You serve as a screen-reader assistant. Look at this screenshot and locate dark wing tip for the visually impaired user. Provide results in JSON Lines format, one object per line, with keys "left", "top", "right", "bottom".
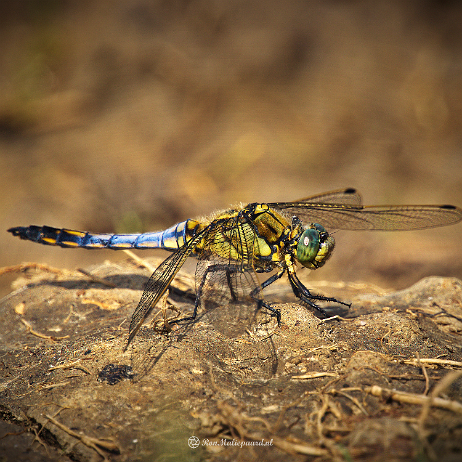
{"left": 344, "top": 187, "right": 357, "bottom": 194}
{"left": 440, "top": 204, "right": 462, "bottom": 223}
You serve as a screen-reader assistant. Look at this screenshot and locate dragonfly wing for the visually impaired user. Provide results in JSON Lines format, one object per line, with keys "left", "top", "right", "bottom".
{"left": 195, "top": 258, "right": 263, "bottom": 337}
{"left": 125, "top": 238, "right": 199, "bottom": 350}
{"left": 331, "top": 204, "right": 462, "bottom": 230}
{"left": 288, "top": 187, "right": 363, "bottom": 206}
{"left": 270, "top": 201, "right": 462, "bottom": 231}
{"left": 194, "top": 213, "right": 264, "bottom": 336}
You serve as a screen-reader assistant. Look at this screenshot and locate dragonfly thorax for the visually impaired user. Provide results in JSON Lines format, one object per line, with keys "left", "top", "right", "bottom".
{"left": 296, "top": 223, "right": 335, "bottom": 269}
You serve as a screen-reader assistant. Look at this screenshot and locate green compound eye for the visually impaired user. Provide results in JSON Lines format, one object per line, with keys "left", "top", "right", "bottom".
{"left": 296, "top": 228, "right": 320, "bottom": 266}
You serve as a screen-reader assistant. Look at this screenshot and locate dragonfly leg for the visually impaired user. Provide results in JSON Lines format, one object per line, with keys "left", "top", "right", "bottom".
{"left": 168, "top": 262, "right": 241, "bottom": 327}
{"left": 253, "top": 270, "right": 287, "bottom": 324}
{"left": 259, "top": 300, "right": 281, "bottom": 324}
{"left": 260, "top": 269, "right": 285, "bottom": 290}
{"left": 287, "top": 270, "right": 351, "bottom": 317}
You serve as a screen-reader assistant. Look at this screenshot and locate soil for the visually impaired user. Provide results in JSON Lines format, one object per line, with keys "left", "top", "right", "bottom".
{"left": 1, "top": 258, "right": 461, "bottom": 462}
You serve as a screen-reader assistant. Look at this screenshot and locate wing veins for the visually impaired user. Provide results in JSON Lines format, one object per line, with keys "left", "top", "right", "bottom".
{"left": 288, "top": 187, "right": 363, "bottom": 206}
{"left": 125, "top": 234, "right": 202, "bottom": 350}
{"left": 269, "top": 202, "right": 462, "bottom": 231}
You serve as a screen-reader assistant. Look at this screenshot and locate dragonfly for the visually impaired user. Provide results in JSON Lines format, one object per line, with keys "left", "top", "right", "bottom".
{"left": 8, "top": 188, "right": 462, "bottom": 350}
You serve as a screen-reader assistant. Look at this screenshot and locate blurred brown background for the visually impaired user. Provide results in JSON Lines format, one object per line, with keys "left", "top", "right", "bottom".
{"left": 1, "top": 0, "right": 461, "bottom": 297}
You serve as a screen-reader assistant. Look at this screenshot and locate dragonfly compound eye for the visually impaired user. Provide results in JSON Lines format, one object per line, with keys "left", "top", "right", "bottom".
{"left": 296, "top": 228, "right": 320, "bottom": 267}
{"left": 296, "top": 226, "right": 335, "bottom": 269}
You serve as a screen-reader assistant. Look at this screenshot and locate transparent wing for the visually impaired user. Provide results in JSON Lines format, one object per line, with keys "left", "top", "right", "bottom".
{"left": 270, "top": 189, "right": 462, "bottom": 231}
{"left": 194, "top": 213, "right": 264, "bottom": 336}
{"left": 125, "top": 236, "right": 200, "bottom": 350}
{"left": 195, "top": 259, "right": 263, "bottom": 336}
{"left": 291, "top": 187, "right": 363, "bottom": 206}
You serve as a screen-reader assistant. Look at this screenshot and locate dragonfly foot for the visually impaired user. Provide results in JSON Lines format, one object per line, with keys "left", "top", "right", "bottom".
{"left": 261, "top": 302, "right": 281, "bottom": 325}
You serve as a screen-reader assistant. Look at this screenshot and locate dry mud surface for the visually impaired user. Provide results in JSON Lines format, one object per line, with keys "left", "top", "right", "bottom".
{"left": 1, "top": 259, "right": 462, "bottom": 462}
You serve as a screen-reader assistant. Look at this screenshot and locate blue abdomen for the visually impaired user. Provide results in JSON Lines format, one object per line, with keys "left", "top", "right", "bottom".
{"left": 8, "top": 220, "right": 191, "bottom": 251}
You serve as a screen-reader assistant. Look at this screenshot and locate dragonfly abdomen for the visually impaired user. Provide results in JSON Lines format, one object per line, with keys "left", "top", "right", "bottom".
{"left": 8, "top": 220, "right": 197, "bottom": 250}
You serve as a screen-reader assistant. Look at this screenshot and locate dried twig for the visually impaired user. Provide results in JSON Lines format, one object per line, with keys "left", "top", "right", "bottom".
{"left": 49, "top": 359, "right": 91, "bottom": 375}
{"left": 77, "top": 269, "right": 117, "bottom": 288}
{"left": 0, "top": 263, "right": 63, "bottom": 275}
{"left": 415, "top": 353, "right": 430, "bottom": 395}
{"left": 365, "top": 385, "right": 462, "bottom": 414}
{"left": 81, "top": 298, "right": 118, "bottom": 311}
{"left": 318, "top": 315, "right": 351, "bottom": 324}
{"left": 122, "top": 249, "right": 156, "bottom": 272}
{"left": 148, "top": 292, "right": 182, "bottom": 332}
{"left": 403, "top": 358, "right": 462, "bottom": 369}
{"left": 291, "top": 372, "right": 339, "bottom": 380}
{"left": 418, "top": 370, "right": 462, "bottom": 431}
{"left": 45, "top": 414, "right": 120, "bottom": 461}
{"left": 216, "top": 401, "right": 328, "bottom": 457}
{"left": 39, "top": 381, "right": 70, "bottom": 390}
{"left": 328, "top": 389, "right": 369, "bottom": 415}
{"left": 21, "top": 319, "right": 69, "bottom": 341}
{"left": 271, "top": 436, "right": 328, "bottom": 456}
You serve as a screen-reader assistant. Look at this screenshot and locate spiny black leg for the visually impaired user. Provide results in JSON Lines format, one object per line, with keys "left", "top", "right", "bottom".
{"left": 248, "top": 270, "right": 286, "bottom": 324}
{"left": 288, "top": 270, "right": 351, "bottom": 317}
{"left": 260, "top": 269, "right": 285, "bottom": 290}
{"left": 260, "top": 300, "right": 281, "bottom": 324}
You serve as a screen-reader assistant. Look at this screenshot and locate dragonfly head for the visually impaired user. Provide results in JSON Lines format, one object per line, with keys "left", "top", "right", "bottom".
{"left": 296, "top": 224, "right": 335, "bottom": 269}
